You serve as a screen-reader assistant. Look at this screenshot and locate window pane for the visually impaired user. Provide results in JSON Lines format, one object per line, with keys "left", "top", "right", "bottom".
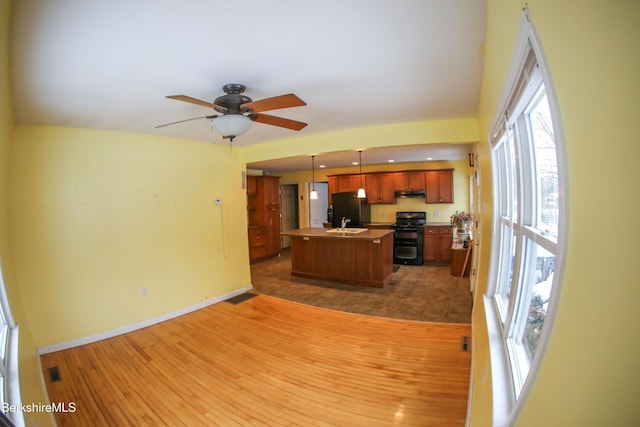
{"left": 508, "top": 127, "right": 518, "bottom": 223}
{"left": 528, "top": 91, "right": 559, "bottom": 238}
{"left": 521, "top": 240, "right": 555, "bottom": 362}
{"left": 495, "top": 225, "right": 517, "bottom": 321}
{"left": 0, "top": 308, "right": 7, "bottom": 365}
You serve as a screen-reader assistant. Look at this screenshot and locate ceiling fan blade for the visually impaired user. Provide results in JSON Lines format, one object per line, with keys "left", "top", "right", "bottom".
{"left": 166, "top": 95, "right": 227, "bottom": 112}
{"left": 155, "top": 115, "right": 217, "bottom": 128}
{"left": 241, "top": 94, "right": 306, "bottom": 113}
{"left": 250, "top": 113, "right": 308, "bottom": 131}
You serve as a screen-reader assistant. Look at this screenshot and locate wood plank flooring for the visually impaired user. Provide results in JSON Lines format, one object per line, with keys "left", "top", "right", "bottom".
{"left": 41, "top": 295, "right": 471, "bottom": 426}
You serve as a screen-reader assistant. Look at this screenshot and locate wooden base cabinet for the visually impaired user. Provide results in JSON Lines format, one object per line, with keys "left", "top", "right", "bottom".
{"left": 248, "top": 226, "right": 267, "bottom": 261}
{"left": 423, "top": 226, "right": 453, "bottom": 263}
{"left": 247, "top": 176, "right": 281, "bottom": 261}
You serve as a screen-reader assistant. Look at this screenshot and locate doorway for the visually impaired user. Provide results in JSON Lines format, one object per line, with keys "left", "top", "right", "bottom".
{"left": 280, "top": 184, "right": 299, "bottom": 249}
{"left": 308, "top": 182, "right": 329, "bottom": 228}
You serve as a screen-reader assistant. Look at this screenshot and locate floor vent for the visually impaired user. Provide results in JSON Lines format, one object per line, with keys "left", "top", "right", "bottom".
{"left": 48, "top": 366, "right": 62, "bottom": 383}
{"left": 461, "top": 336, "right": 470, "bottom": 352}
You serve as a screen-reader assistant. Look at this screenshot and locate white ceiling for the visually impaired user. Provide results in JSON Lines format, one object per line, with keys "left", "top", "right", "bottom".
{"left": 10, "top": 0, "right": 486, "bottom": 172}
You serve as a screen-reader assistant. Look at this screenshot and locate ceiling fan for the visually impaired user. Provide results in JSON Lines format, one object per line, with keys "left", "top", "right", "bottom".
{"left": 156, "top": 84, "right": 307, "bottom": 142}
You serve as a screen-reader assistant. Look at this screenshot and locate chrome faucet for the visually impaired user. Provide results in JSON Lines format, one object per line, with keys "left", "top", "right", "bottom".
{"left": 340, "top": 217, "right": 351, "bottom": 230}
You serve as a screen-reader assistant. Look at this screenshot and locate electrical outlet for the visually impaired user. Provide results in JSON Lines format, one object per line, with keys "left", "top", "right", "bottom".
{"left": 141, "top": 288, "right": 147, "bottom": 297}
{"left": 215, "top": 198, "right": 222, "bottom": 206}
{"left": 434, "top": 211, "right": 440, "bottom": 218}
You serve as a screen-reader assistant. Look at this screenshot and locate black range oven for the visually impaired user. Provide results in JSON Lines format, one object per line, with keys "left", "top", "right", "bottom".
{"left": 391, "top": 212, "right": 426, "bottom": 265}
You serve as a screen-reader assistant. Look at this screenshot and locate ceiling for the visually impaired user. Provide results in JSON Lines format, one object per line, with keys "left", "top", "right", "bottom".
{"left": 249, "top": 144, "right": 473, "bottom": 174}
{"left": 10, "top": 0, "right": 486, "bottom": 173}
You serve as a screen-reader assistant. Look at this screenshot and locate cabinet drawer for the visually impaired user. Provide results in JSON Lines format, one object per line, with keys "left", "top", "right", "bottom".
{"left": 249, "top": 227, "right": 267, "bottom": 247}
{"left": 424, "top": 226, "right": 453, "bottom": 236}
{"left": 250, "top": 246, "right": 267, "bottom": 260}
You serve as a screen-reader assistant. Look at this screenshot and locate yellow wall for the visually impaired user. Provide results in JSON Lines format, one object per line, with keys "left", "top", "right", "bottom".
{"left": 471, "top": 0, "right": 640, "bottom": 425}
{"left": 1, "top": 2, "right": 52, "bottom": 426}
{"left": 10, "top": 126, "right": 252, "bottom": 347}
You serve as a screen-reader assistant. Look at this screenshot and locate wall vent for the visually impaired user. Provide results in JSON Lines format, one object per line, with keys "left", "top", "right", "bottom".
{"left": 48, "top": 366, "right": 61, "bottom": 383}
{"left": 461, "top": 336, "right": 470, "bottom": 352}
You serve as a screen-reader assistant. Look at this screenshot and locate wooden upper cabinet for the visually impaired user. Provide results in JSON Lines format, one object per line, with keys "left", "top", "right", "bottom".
{"left": 425, "top": 170, "right": 454, "bottom": 204}
{"left": 394, "top": 171, "right": 425, "bottom": 190}
{"left": 246, "top": 175, "right": 257, "bottom": 195}
{"left": 328, "top": 168, "right": 452, "bottom": 205}
{"left": 364, "top": 173, "right": 395, "bottom": 204}
{"left": 262, "top": 176, "right": 281, "bottom": 205}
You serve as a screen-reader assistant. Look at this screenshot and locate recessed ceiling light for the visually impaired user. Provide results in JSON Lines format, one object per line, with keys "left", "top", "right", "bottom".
{"left": 426, "top": 157, "right": 433, "bottom": 161}
{"left": 319, "top": 164, "right": 325, "bottom": 168}
{"left": 352, "top": 161, "right": 358, "bottom": 165}
{"left": 388, "top": 159, "right": 395, "bottom": 163}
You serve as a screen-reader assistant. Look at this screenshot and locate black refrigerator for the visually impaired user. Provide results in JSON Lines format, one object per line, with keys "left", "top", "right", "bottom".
{"left": 330, "top": 192, "right": 371, "bottom": 228}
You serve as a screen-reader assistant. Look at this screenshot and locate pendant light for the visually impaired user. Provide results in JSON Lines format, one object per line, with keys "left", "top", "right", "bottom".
{"left": 356, "top": 150, "right": 367, "bottom": 199}
{"left": 310, "top": 155, "right": 318, "bottom": 200}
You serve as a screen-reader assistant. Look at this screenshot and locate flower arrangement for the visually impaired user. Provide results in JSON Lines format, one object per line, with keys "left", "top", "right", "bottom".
{"left": 450, "top": 210, "right": 474, "bottom": 229}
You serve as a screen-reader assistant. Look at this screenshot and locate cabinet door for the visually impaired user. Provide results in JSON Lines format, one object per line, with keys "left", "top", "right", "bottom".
{"left": 337, "top": 175, "right": 355, "bottom": 192}
{"left": 378, "top": 173, "right": 396, "bottom": 203}
{"left": 407, "top": 172, "right": 425, "bottom": 190}
{"left": 423, "top": 227, "right": 439, "bottom": 262}
{"left": 328, "top": 176, "right": 338, "bottom": 200}
{"left": 393, "top": 172, "right": 408, "bottom": 190}
{"left": 364, "top": 174, "right": 381, "bottom": 204}
{"left": 266, "top": 206, "right": 281, "bottom": 256}
{"left": 246, "top": 175, "right": 257, "bottom": 195}
{"left": 425, "top": 170, "right": 454, "bottom": 204}
{"left": 425, "top": 171, "right": 440, "bottom": 203}
{"left": 264, "top": 176, "right": 281, "bottom": 205}
{"left": 437, "top": 170, "right": 453, "bottom": 203}
{"left": 438, "top": 227, "right": 453, "bottom": 262}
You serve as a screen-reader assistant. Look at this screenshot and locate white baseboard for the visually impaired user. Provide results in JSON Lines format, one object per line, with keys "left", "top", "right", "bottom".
{"left": 38, "top": 285, "right": 253, "bottom": 355}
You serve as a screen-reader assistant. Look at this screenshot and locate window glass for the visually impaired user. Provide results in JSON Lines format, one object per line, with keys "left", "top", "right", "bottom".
{"left": 528, "top": 91, "right": 559, "bottom": 238}
{"left": 495, "top": 224, "right": 516, "bottom": 321}
{"left": 508, "top": 127, "right": 518, "bottom": 223}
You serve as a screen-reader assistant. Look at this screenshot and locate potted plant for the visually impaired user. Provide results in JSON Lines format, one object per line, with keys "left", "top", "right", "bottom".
{"left": 450, "top": 210, "right": 474, "bottom": 240}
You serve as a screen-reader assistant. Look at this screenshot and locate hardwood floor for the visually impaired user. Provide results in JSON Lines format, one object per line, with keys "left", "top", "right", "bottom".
{"left": 41, "top": 295, "right": 471, "bottom": 426}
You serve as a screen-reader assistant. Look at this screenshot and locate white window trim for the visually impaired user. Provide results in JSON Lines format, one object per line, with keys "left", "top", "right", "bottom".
{"left": 485, "top": 8, "right": 569, "bottom": 425}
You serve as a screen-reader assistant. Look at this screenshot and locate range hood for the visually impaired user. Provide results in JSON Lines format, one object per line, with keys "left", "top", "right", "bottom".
{"left": 394, "top": 189, "right": 426, "bottom": 199}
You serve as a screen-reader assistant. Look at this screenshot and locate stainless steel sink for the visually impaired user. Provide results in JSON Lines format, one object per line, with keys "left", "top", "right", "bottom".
{"left": 326, "top": 228, "right": 368, "bottom": 234}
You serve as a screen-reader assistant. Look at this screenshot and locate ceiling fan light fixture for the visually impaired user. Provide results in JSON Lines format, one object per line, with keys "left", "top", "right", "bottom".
{"left": 211, "top": 114, "right": 252, "bottom": 138}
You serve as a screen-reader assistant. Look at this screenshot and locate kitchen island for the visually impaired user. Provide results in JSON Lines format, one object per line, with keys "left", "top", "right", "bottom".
{"left": 280, "top": 228, "right": 395, "bottom": 288}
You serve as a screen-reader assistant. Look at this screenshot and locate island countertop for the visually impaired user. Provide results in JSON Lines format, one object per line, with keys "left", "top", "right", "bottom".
{"left": 281, "top": 227, "right": 394, "bottom": 240}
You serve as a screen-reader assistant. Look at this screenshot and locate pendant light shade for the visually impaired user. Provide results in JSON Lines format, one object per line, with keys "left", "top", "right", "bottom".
{"left": 310, "top": 155, "right": 318, "bottom": 200}
{"left": 356, "top": 150, "right": 367, "bottom": 199}
{"left": 211, "top": 114, "right": 252, "bottom": 139}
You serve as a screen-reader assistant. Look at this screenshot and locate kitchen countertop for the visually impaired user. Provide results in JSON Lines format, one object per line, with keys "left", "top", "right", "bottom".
{"left": 281, "top": 228, "right": 394, "bottom": 240}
